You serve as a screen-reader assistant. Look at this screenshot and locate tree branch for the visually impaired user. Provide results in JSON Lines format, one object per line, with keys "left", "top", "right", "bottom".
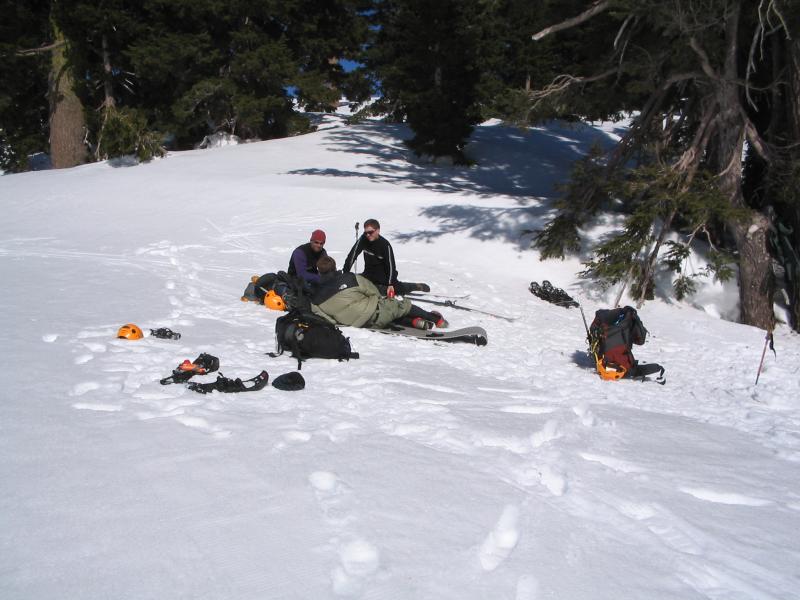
{"left": 16, "top": 41, "right": 65, "bottom": 56}
{"left": 532, "top": 0, "right": 611, "bottom": 41}
{"left": 528, "top": 68, "right": 618, "bottom": 105}
{"left": 688, "top": 37, "right": 719, "bottom": 80}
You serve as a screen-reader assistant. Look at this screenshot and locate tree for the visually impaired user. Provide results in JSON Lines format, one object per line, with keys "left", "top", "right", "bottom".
{"left": 0, "top": 1, "right": 51, "bottom": 172}
{"left": 364, "top": 0, "right": 490, "bottom": 163}
{"left": 2, "top": 0, "right": 87, "bottom": 170}
{"left": 529, "top": 0, "right": 797, "bottom": 330}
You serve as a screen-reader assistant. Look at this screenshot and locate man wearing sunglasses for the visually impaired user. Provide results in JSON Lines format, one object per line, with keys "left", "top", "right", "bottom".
{"left": 288, "top": 229, "right": 328, "bottom": 285}
{"left": 342, "top": 218, "right": 430, "bottom": 298}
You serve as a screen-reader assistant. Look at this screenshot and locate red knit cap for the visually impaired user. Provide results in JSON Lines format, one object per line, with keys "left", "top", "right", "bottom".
{"left": 310, "top": 229, "right": 326, "bottom": 243}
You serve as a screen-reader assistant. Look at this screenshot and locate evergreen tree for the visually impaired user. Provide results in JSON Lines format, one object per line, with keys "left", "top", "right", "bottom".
{"left": 527, "top": 0, "right": 797, "bottom": 330}
{"left": 0, "top": 1, "right": 51, "bottom": 172}
{"left": 366, "top": 0, "right": 490, "bottom": 163}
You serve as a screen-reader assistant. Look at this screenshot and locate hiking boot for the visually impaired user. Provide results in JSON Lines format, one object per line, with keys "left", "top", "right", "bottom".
{"left": 410, "top": 317, "right": 433, "bottom": 330}
{"left": 430, "top": 311, "right": 448, "bottom": 329}
{"left": 416, "top": 283, "right": 431, "bottom": 292}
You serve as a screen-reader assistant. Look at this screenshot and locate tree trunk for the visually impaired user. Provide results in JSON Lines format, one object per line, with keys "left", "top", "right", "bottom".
{"left": 48, "top": 19, "right": 86, "bottom": 168}
{"left": 636, "top": 209, "right": 676, "bottom": 308}
{"left": 714, "top": 1, "right": 773, "bottom": 330}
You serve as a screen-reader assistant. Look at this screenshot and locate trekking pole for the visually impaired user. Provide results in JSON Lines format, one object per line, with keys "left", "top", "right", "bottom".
{"left": 754, "top": 326, "right": 775, "bottom": 385}
{"left": 354, "top": 222, "right": 360, "bottom": 273}
{"left": 579, "top": 304, "right": 590, "bottom": 341}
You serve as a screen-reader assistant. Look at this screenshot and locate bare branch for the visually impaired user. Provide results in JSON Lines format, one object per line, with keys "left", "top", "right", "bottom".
{"left": 528, "top": 68, "right": 618, "bottom": 105}
{"left": 16, "top": 41, "right": 65, "bottom": 56}
{"left": 688, "top": 37, "right": 719, "bottom": 80}
{"left": 532, "top": 0, "right": 611, "bottom": 41}
{"left": 613, "top": 14, "right": 635, "bottom": 49}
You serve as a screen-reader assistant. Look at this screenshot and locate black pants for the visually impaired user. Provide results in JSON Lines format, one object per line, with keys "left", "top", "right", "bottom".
{"left": 394, "top": 304, "right": 441, "bottom": 326}
{"left": 373, "top": 281, "right": 426, "bottom": 296}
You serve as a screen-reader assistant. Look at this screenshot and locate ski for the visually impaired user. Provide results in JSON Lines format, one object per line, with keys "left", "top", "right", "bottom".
{"left": 406, "top": 291, "right": 471, "bottom": 300}
{"left": 366, "top": 324, "right": 488, "bottom": 346}
{"left": 407, "top": 297, "right": 516, "bottom": 322}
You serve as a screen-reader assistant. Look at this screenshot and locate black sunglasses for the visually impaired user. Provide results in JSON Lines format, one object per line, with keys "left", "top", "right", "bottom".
{"left": 364, "top": 229, "right": 377, "bottom": 235}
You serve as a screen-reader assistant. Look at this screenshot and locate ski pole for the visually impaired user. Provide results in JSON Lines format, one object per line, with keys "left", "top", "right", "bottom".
{"left": 754, "top": 327, "right": 775, "bottom": 385}
{"left": 579, "top": 304, "right": 590, "bottom": 340}
{"left": 354, "top": 222, "right": 360, "bottom": 273}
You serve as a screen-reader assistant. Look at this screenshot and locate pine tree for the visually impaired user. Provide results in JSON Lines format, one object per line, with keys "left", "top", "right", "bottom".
{"left": 366, "top": 0, "right": 489, "bottom": 163}
{"left": 0, "top": 1, "right": 51, "bottom": 171}
{"left": 527, "top": 0, "right": 797, "bottom": 330}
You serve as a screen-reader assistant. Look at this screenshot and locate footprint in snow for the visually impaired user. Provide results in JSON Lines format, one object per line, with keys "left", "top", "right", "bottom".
{"left": 572, "top": 403, "right": 597, "bottom": 427}
{"left": 500, "top": 405, "right": 557, "bottom": 415}
{"left": 309, "top": 471, "right": 354, "bottom": 526}
{"left": 283, "top": 430, "right": 312, "bottom": 443}
{"left": 331, "top": 539, "right": 381, "bottom": 597}
{"left": 83, "top": 342, "right": 107, "bottom": 353}
{"left": 530, "top": 419, "right": 562, "bottom": 448}
{"left": 678, "top": 486, "right": 772, "bottom": 507}
{"left": 70, "top": 381, "right": 101, "bottom": 396}
{"left": 42, "top": 333, "right": 58, "bottom": 343}
{"left": 479, "top": 504, "right": 521, "bottom": 571}
{"left": 74, "top": 354, "right": 93, "bottom": 364}
{"left": 165, "top": 280, "right": 175, "bottom": 290}
{"left": 515, "top": 574, "right": 540, "bottom": 600}
{"left": 579, "top": 452, "right": 645, "bottom": 474}
{"left": 173, "top": 414, "right": 231, "bottom": 439}
{"left": 72, "top": 402, "right": 122, "bottom": 412}
{"left": 637, "top": 504, "right": 707, "bottom": 555}
{"left": 514, "top": 463, "right": 568, "bottom": 496}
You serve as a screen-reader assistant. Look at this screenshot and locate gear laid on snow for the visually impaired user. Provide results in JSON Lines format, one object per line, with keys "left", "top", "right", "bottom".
{"left": 529, "top": 280, "right": 579, "bottom": 308}
{"left": 271, "top": 371, "right": 305, "bottom": 391}
{"left": 160, "top": 353, "right": 220, "bottom": 385}
{"left": 410, "top": 296, "right": 515, "bottom": 322}
{"left": 367, "top": 323, "right": 488, "bottom": 346}
{"left": 149, "top": 327, "right": 181, "bottom": 340}
{"left": 264, "top": 289, "right": 286, "bottom": 311}
{"left": 584, "top": 306, "right": 665, "bottom": 384}
{"left": 188, "top": 370, "right": 270, "bottom": 394}
{"left": 117, "top": 323, "right": 144, "bottom": 340}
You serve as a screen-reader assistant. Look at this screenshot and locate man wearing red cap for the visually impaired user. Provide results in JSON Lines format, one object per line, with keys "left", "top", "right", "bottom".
{"left": 288, "top": 229, "right": 328, "bottom": 284}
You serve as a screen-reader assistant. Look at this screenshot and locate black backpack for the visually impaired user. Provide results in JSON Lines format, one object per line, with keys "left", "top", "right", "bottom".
{"left": 252, "top": 271, "right": 312, "bottom": 312}
{"left": 274, "top": 310, "right": 359, "bottom": 368}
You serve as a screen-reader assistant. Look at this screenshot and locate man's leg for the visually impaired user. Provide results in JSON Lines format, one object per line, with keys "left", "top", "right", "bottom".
{"left": 395, "top": 304, "right": 448, "bottom": 328}
{"left": 395, "top": 281, "right": 430, "bottom": 295}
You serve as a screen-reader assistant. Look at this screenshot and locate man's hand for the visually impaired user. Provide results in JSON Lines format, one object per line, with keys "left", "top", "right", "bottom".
{"left": 387, "top": 285, "right": 395, "bottom": 299}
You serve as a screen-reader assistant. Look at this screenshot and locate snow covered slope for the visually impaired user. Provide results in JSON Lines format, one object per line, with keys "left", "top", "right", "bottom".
{"left": 1, "top": 115, "right": 798, "bottom": 599}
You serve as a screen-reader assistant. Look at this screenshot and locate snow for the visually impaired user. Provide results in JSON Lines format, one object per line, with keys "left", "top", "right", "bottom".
{"left": 2, "top": 114, "right": 799, "bottom": 600}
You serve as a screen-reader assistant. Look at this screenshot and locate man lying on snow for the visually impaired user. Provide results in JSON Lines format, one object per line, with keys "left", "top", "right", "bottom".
{"left": 311, "top": 256, "right": 448, "bottom": 330}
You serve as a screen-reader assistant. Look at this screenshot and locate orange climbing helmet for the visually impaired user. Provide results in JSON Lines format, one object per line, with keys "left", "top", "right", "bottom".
{"left": 264, "top": 290, "right": 287, "bottom": 311}
{"left": 117, "top": 323, "right": 144, "bottom": 340}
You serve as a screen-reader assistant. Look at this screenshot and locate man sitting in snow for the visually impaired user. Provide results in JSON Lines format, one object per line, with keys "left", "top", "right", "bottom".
{"left": 311, "top": 256, "right": 448, "bottom": 330}
{"left": 288, "top": 229, "right": 328, "bottom": 285}
{"left": 342, "top": 218, "right": 430, "bottom": 297}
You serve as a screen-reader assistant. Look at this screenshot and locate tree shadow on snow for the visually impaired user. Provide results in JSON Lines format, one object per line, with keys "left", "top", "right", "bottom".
{"left": 287, "top": 120, "right": 621, "bottom": 249}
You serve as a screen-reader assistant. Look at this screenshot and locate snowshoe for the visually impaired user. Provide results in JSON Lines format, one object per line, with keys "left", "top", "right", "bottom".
{"left": 188, "top": 370, "right": 270, "bottom": 394}
{"left": 160, "top": 353, "right": 220, "bottom": 385}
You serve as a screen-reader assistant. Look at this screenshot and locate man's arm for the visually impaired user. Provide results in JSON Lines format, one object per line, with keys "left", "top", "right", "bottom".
{"left": 383, "top": 239, "right": 398, "bottom": 284}
{"left": 342, "top": 237, "right": 363, "bottom": 273}
{"left": 291, "top": 248, "right": 320, "bottom": 283}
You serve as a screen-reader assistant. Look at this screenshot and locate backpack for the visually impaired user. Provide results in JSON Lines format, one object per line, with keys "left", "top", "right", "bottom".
{"left": 274, "top": 310, "right": 359, "bottom": 369}
{"left": 252, "top": 271, "right": 312, "bottom": 312}
{"left": 589, "top": 306, "right": 647, "bottom": 378}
